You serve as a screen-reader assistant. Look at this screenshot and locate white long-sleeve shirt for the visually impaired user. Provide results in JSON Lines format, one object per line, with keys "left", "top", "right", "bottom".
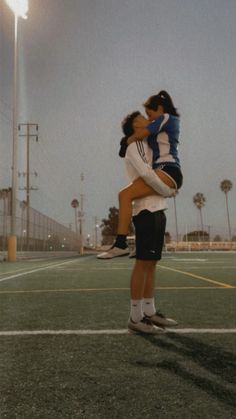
{"left": 124, "top": 139, "right": 169, "bottom": 216}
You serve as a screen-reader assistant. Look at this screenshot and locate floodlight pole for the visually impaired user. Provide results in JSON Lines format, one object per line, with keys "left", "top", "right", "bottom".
{"left": 5, "top": 0, "right": 29, "bottom": 261}
{"left": 8, "top": 13, "right": 19, "bottom": 261}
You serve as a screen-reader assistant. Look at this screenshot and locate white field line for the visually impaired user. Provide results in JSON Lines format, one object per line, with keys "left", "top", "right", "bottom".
{"left": 171, "top": 258, "right": 207, "bottom": 262}
{"left": 0, "top": 259, "right": 81, "bottom": 283}
{"left": 180, "top": 266, "right": 236, "bottom": 270}
{"left": 0, "top": 328, "right": 236, "bottom": 336}
{"left": 55, "top": 267, "right": 132, "bottom": 271}
{"left": 178, "top": 259, "right": 234, "bottom": 266}
{"left": 0, "top": 266, "right": 38, "bottom": 277}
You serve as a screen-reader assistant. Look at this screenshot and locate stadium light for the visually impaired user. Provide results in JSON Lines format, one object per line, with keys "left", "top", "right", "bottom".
{"left": 4, "top": 0, "right": 28, "bottom": 18}
{"left": 5, "top": 0, "right": 29, "bottom": 261}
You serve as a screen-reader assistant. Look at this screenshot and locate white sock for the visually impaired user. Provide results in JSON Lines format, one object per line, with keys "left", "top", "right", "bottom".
{"left": 130, "top": 299, "right": 143, "bottom": 323}
{"left": 143, "top": 298, "right": 156, "bottom": 317}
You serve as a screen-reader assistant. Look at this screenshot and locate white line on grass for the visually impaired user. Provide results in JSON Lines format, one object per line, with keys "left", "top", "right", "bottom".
{"left": 55, "top": 267, "right": 132, "bottom": 271}
{"left": 171, "top": 259, "right": 207, "bottom": 262}
{"left": 0, "top": 328, "right": 236, "bottom": 336}
{"left": 0, "top": 259, "right": 82, "bottom": 283}
{"left": 180, "top": 266, "right": 236, "bottom": 270}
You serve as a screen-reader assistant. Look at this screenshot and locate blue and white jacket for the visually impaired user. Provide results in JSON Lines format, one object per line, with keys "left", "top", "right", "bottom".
{"left": 147, "top": 113, "right": 181, "bottom": 169}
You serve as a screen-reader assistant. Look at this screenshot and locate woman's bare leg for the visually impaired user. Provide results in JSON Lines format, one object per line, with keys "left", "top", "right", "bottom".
{"left": 118, "top": 169, "right": 175, "bottom": 235}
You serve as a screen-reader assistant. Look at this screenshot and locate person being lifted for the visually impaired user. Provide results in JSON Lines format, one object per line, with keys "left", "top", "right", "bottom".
{"left": 98, "top": 90, "right": 183, "bottom": 259}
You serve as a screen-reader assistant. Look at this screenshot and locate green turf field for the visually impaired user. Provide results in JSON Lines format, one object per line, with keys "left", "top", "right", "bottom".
{"left": 0, "top": 252, "right": 235, "bottom": 418}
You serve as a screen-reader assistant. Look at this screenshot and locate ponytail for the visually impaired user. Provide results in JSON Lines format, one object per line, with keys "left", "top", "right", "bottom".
{"left": 144, "top": 90, "right": 180, "bottom": 117}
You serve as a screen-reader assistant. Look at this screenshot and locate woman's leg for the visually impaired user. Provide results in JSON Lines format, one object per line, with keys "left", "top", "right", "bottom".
{"left": 155, "top": 169, "right": 177, "bottom": 189}
{"left": 117, "top": 169, "right": 175, "bottom": 235}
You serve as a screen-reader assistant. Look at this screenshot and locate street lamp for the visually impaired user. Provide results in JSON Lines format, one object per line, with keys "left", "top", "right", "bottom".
{"left": 4, "top": 0, "right": 29, "bottom": 261}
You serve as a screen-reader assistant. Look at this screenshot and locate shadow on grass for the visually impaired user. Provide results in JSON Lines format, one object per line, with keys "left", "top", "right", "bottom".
{"left": 133, "top": 333, "right": 236, "bottom": 409}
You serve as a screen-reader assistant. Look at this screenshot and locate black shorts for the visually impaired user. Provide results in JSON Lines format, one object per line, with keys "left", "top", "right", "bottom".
{"left": 157, "top": 164, "right": 183, "bottom": 189}
{"left": 132, "top": 209, "right": 166, "bottom": 261}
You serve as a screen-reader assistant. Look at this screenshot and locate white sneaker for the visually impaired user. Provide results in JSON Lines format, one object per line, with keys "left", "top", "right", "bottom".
{"left": 129, "top": 249, "right": 136, "bottom": 259}
{"left": 97, "top": 246, "right": 129, "bottom": 259}
{"left": 145, "top": 310, "right": 178, "bottom": 327}
{"left": 128, "top": 317, "right": 165, "bottom": 334}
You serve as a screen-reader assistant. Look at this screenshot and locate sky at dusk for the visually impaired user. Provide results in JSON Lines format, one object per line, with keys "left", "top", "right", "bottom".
{"left": 1, "top": 0, "right": 236, "bottom": 241}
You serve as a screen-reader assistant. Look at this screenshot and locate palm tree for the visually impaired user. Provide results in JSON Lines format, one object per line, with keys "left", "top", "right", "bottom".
{"left": 220, "top": 179, "right": 233, "bottom": 242}
{"left": 193, "top": 193, "right": 206, "bottom": 239}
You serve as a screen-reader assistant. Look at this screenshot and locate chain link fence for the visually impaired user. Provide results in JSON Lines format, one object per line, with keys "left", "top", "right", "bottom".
{"left": 0, "top": 196, "right": 79, "bottom": 252}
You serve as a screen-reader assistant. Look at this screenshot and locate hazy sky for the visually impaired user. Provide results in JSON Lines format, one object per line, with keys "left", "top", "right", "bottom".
{"left": 1, "top": 0, "right": 236, "bottom": 241}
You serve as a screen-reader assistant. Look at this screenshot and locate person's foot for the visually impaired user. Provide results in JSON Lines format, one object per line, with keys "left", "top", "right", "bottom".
{"left": 97, "top": 246, "right": 129, "bottom": 259}
{"left": 128, "top": 316, "right": 165, "bottom": 334}
{"left": 144, "top": 310, "right": 178, "bottom": 327}
{"left": 128, "top": 249, "right": 136, "bottom": 259}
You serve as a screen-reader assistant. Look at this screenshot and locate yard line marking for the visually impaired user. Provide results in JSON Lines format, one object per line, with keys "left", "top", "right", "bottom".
{"left": 0, "top": 259, "right": 82, "bottom": 283}
{"left": 166, "top": 328, "right": 236, "bottom": 334}
{"left": 158, "top": 265, "right": 233, "bottom": 288}
{"left": 0, "top": 262, "right": 70, "bottom": 277}
{"left": 55, "top": 267, "right": 132, "bottom": 271}
{"left": 171, "top": 258, "right": 207, "bottom": 262}
{"left": 0, "top": 328, "right": 236, "bottom": 336}
{"left": 0, "top": 286, "right": 235, "bottom": 295}
{"left": 193, "top": 261, "right": 236, "bottom": 264}
{"left": 0, "top": 287, "right": 131, "bottom": 294}
{"left": 181, "top": 266, "right": 236, "bottom": 270}
{"left": 0, "top": 266, "right": 44, "bottom": 277}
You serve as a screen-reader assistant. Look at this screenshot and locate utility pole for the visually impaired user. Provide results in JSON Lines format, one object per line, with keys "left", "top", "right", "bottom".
{"left": 70, "top": 198, "right": 79, "bottom": 251}
{"left": 18, "top": 123, "right": 38, "bottom": 250}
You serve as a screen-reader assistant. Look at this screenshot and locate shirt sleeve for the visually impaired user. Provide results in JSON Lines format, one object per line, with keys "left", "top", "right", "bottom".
{"left": 125, "top": 141, "right": 174, "bottom": 197}
{"left": 146, "top": 113, "right": 169, "bottom": 135}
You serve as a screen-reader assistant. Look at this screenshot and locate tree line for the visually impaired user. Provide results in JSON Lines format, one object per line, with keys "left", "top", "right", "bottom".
{"left": 100, "top": 179, "right": 234, "bottom": 244}
{"left": 192, "top": 179, "right": 233, "bottom": 241}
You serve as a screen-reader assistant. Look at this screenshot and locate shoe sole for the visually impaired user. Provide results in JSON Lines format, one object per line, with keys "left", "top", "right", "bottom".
{"left": 128, "top": 326, "right": 166, "bottom": 335}
{"left": 150, "top": 320, "right": 178, "bottom": 327}
{"left": 144, "top": 314, "right": 178, "bottom": 328}
{"left": 97, "top": 253, "right": 129, "bottom": 259}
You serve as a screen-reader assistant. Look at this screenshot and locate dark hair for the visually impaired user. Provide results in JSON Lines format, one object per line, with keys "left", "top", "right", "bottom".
{"left": 121, "top": 111, "right": 141, "bottom": 136}
{"left": 143, "top": 90, "right": 180, "bottom": 117}
{"left": 119, "top": 111, "right": 141, "bottom": 158}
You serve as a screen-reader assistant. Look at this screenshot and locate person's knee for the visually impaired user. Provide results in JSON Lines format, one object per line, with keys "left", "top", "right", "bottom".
{"left": 136, "top": 259, "right": 157, "bottom": 273}
{"left": 156, "top": 169, "right": 176, "bottom": 188}
{"left": 135, "top": 260, "right": 147, "bottom": 271}
{"left": 144, "top": 260, "right": 157, "bottom": 274}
